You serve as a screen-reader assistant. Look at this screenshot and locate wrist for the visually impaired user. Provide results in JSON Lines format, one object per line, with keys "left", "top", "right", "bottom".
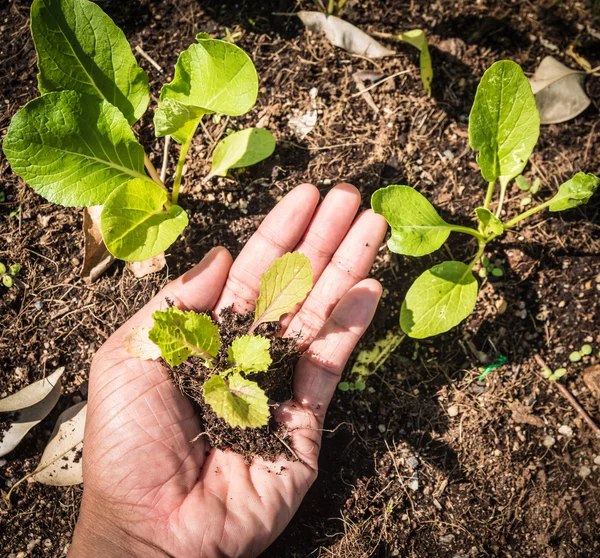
{"left": 69, "top": 494, "right": 167, "bottom": 558}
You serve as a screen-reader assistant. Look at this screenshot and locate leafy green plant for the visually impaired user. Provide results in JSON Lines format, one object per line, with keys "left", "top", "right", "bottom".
{"left": 3, "top": 0, "right": 275, "bottom": 263}
{"left": 372, "top": 60, "right": 599, "bottom": 339}
{"left": 138, "top": 252, "right": 313, "bottom": 428}
{"left": 0, "top": 262, "right": 22, "bottom": 288}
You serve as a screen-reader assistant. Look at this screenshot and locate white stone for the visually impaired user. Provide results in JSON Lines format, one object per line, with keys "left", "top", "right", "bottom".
{"left": 594, "top": 455, "right": 600, "bottom": 466}
{"left": 448, "top": 405, "right": 459, "bottom": 417}
{"left": 558, "top": 425, "right": 573, "bottom": 436}
{"left": 543, "top": 436, "right": 556, "bottom": 448}
{"left": 578, "top": 466, "right": 592, "bottom": 479}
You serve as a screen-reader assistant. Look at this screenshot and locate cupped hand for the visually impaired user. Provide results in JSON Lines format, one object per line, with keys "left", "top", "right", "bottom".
{"left": 70, "top": 184, "right": 387, "bottom": 558}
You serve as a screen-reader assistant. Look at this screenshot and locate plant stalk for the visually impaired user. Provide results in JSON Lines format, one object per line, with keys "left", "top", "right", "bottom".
{"left": 171, "top": 124, "right": 199, "bottom": 205}
{"left": 160, "top": 135, "right": 171, "bottom": 183}
{"left": 144, "top": 154, "right": 164, "bottom": 186}
{"left": 449, "top": 225, "right": 485, "bottom": 242}
{"left": 495, "top": 182, "right": 508, "bottom": 218}
{"left": 504, "top": 200, "right": 551, "bottom": 229}
{"left": 483, "top": 181, "right": 495, "bottom": 210}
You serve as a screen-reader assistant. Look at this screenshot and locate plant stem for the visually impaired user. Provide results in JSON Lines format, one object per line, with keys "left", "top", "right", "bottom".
{"left": 449, "top": 225, "right": 485, "bottom": 242}
{"left": 160, "top": 136, "right": 171, "bottom": 183}
{"left": 504, "top": 200, "right": 551, "bottom": 229}
{"left": 468, "top": 240, "right": 486, "bottom": 270}
{"left": 144, "top": 154, "right": 164, "bottom": 186}
{"left": 483, "top": 181, "right": 495, "bottom": 210}
{"left": 495, "top": 182, "right": 507, "bottom": 218}
{"left": 171, "top": 124, "right": 199, "bottom": 205}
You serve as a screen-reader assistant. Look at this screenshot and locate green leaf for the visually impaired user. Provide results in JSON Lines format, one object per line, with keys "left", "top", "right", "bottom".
{"left": 31, "top": 0, "right": 149, "bottom": 125}
{"left": 400, "top": 261, "right": 479, "bottom": 339}
{"left": 469, "top": 60, "right": 540, "bottom": 186}
{"left": 210, "top": 128, "right": 276, "bottom": 178}
{"left": 372, "top": 185, "right": 453, "bottom": 256}
{"left": 475, "top": 207, "right": 504, "bottom": 236}
{"left": 156, "top": 38, "right": 258, "bottom": 144}
{"left": 149, "top": 307, "right": 221, "bottom": 367}
{"left": 351, "top": 329, "right": 405, "bottom": 379}
{"left": 2, "top": 90, "right": 147, "bottom": 207}
{"left": 202, "top": 373, "right": 270, "bottom": 429}
{"left": 100, "top": 179, "right": 188, "bottom": 261}
{"left": 548, "top": 172, "right": 599, "bottom": 212}
{"left": 227, "top": 335, "right": 272, "bottom": 373}
{"left": 515, "top": 175, "right": 530, "bottom": 191}
{"left": 153, "top": 98, "right": 206, "bottom": 144}
{"left": 399, "top": 29, "right": 432, "bottom": 95}
{"left": 252, "top": 252, "right": 313, "bottom": 330}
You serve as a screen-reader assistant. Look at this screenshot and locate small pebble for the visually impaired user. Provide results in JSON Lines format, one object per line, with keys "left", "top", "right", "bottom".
{"left": 378, "top": 424, "right": 386, "bottom": 433}
{"left": 559, "top": 425, "right": 573, "bottom": 436}
{"left": 447, "top": 405, "right": 459, "bottom": 417}
{"left": 578, "top": 466, "right": 591, "bottom": 479}
{"left": 440, "top": 534, "right": 455, "bottom": 544}
{"left": 408, "top": 478, "right": 419, "bottom": 491}
{"left": 495, "top": 298, "right": 508, "bottom": 314}
{"left": 594, "top": 455, "right": 600, "bottom": 465}
{"left": 407, "top": 456, "right": 419, "bottom": 468}
{"left": 26, "top": 539, "right": 41, "bottom": 552}
{"left": 543, "top": 436, "right": 556, "bottom": 448}
{"left": 33, "top": 300, "right": 44, "bottom": 311}
{"left": 443, "top": 149, "right": 455, "bottom": 160}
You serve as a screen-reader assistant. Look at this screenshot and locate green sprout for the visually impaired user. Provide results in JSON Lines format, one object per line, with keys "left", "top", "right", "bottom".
{"left": 1, "top": 261, "right": 21, "bottom": 288}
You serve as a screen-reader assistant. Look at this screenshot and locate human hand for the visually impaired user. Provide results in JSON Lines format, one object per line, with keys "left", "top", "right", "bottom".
{"left": 69, "top": 184, "right": 387, "bottom": 557}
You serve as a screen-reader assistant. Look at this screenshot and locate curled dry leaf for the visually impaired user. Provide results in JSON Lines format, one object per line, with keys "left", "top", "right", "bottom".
{"left": 0, "top": 367, "right": 65, "bottom": 457}
{"left": 31, "top": 402, "right": 87, "bottom": 486}
{"left": 352, "top": 71, "right": 385, "bottom": 114}
{"left": 529, "top": 56, "right": 590, "bottom": 124}
{"left": 298, "top": 11, "right": 395, "bottom": 58}
{"left": 124, "top": 326, "right": 162, "bottom": 361}
{"left": 81, "top": 206, "right": 115, "bottom": 282}
{"left": 126, "top": 252, "right": 167, "bottom": 278}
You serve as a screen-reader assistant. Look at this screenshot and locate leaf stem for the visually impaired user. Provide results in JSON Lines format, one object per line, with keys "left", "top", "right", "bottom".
{"left": 144, "top": 154, "right": 164, "bottom": 186}
{"left": 504, "top": 200, "right": 551, "bottom": 229}
{"left": 160, "top": 136, "right": 171, "bottom": 183}
{"left": 483, "top": 181, "right": 495, "bottom": 210}
{"left": 495, "top": 182, "right": 507, "bottom": 218}
{"left": 449, "top": 225, "right": 485, "bottom": 242}
{"left": 468, "top": 240, "right": 487, "bottom": 270}
{"left": 172, "top": 124, "right": 199, "bottom": 205}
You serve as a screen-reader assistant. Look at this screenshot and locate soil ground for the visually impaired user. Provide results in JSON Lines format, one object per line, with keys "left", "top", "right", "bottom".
{"left": 1, "top": 0, "right": 600, "bottom": 556}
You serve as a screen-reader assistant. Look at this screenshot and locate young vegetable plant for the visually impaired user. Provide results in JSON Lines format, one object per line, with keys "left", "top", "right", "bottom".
{"left": 3, "top": 0, "right": 275, "bottom": 263}
{"left": 372, "top": 60, "right": 599, "bottom": 339}
{"left": 0, "top": 262, "right": 21, "bottom": 288}
{"left": 129, "top": 252, "right": 313, "bottom": 429}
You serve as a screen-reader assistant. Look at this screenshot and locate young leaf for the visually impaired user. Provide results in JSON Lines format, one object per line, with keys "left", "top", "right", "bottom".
{"left": 149, "top": 307, "right": 221, "bottom": 367}
{"left": 3, "top": 91, "right": 147, "bottom": 207}
{"left": 124, "top": 326, "right": 162, "bottom": 361}
{"left": 0, "top": 368, "right": 64, "bottom": 458}
{"left": 515, "top": 175, "right": 531, "bottom": 191}
{"left": 227, "top": 335, "right": 272, "bottom": 373}
{"left": 100, "top": 179, "right": 188, "bottom": 261}
{"left": 400, "top": 261, "right": 479, "bottom": 339}
{"left": 372, "top": 185, "right": 453, "bottom": 256}
{"left": 252, "top": 252, "right": 313, "bottom": 331}
{"left": 351, "top": 329, "right": 405, "bottom": 379}
{"left": 398, "top": 29, "right": 432, "bottom": 95}
{"left": 475, "top": 207, "right": 504, "bottom": 237}
{"left": 31, "top": 0, "right": 149, "bottom": 125}
{"left": 469, "top": 61, "right": 540, "bottom": 186}
{"left": 202, "top": 373, "right": 270, "bottom": 429}
{"left": 155, "top": 38, "right": 258, "bottom": 144}
{"left": 548, "top": 172, "right": 599, "bottom": 212}
{"left": 31, "top": 402, "right": 87, "bottom": 486}
{"left": 210, "top": 128, "right": 276, "bottom": 178}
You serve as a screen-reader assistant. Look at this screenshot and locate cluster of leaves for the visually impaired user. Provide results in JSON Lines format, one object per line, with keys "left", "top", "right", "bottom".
{"left": 0, "top": 262, "right": 21, "bottom": 288}
{"left": 129, "top": 252, "right": 313, "bottom": 428}
{"left": 477, "top": 255, "right": 504, "bottom": 279}
{"left": 3, "top": 0, "right": 275, "bottom": 263}
{"left": 568, "top": 343, "right": 594, "bottom": 363}
{"left": 372, "top": 60, "right": 599, "bottom": 339}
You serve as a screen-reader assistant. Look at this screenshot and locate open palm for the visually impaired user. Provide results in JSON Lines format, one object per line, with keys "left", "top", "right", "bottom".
{"left": 70, "top": 184, "right": 387, "bottom": 558}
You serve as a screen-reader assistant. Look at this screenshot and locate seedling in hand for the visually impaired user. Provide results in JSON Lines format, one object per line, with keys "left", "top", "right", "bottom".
{"left": 3, "top": 0, "right": 276, "bottom": 264}
{"left": 372, "top": 60, "right": 599, "bottom": 339}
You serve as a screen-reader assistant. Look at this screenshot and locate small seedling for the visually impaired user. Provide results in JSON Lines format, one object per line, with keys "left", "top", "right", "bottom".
{"left": 128, "top": 252, "right": 313, "bottom": 428}
{"left": 3, "top": 0, "right": 276, "bottom": 263}
{"left": 477, "top": 255, "right": 505, "bottom": 278}
{"left": 542, "top": 367, "right": 567, "bottom": 381}
{"left": 569, "top": 343, "right": 595, "bottom": 362}
{"left": 312, "top": 0, "right": 347, "bottom": 16}
{"left": 0, "top": 262, "right": 21, "bottom": 288}
{"left": 372, "top": 60, "right": 599, "bottom": 338}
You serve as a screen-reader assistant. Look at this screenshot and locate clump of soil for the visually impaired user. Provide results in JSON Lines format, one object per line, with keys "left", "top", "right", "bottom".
{"left": 167, "top": 307, "right": 301, "bottom": 463}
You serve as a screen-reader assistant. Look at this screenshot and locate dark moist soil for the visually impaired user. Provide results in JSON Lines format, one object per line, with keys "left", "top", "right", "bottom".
{"left": 168, "top": 307, "right": 299, "bottom": 463}
{"left": 2, "top": 0, "right": 600, "bottom": 556}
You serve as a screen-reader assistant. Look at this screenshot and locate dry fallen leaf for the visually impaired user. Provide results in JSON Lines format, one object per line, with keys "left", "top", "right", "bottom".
{"left": 31, "top": 402, "right": 87, "bottom": 486}
{"left": 126, "top": 253, "right": 167, "bottom": 278}
{"left": 298, "top": 11, "right": 395, "bottom": 58}
{"left": 81, "top": 206, "right": 115, "bottom": 282}
{"left": 0, "top": 368, "right": 64, "bottom": 457}
{"left": 352, "top": 71, "right": 385, "bottom": 114}
{"left": 124, "top": 326, "right": 162, "bottom": 360}
{"left": 529, "top": 56, "right": 590, "bottom": 124}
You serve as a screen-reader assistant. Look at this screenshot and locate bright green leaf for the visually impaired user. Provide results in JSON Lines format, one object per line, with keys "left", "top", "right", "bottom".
{"left": 548, "top": 172, "right": 599, "bottom": 212}
{"left": 31, "top": 0, "right": 149, "bottom": 125}
{"left": 2, "top": 91, "right": 147, "bottom": 207}
{"left": 149, "top": 307, "right": 221, "bottom": 367}
{"left": 372, "top": 185, "right": 453, "bottom": 256}
{"left": 399, "top": 29, "right": 432, "bottom": 95}
{"left": 475, "top": 207, "right": 504, "bottom": 237}
{"left": 156, "top": 38, "right": 258, "bottom": 144}
{"left": 100, "top": 179, "right": 188, "bottom": 261}
{"left": 210, "top": 128, "right": 276, "bottom": 178}
{"left": 252, "top": 252, "right": 313, "bottom": 331}
{"left": 0, "top": 263, "right": 6, "bottom": 274}
{"left": 469, "top": 61, "right": 540, "bottom": 186}
{"left": 3, "top": 276, "right": 14, "bottom": 288}
{"left": 202, "top": 373, "right": 270, "bottom": 428}
{"left": 153, "top": 98, "right": 206, "bottom": 144}
{"left": 515, "top": 175, "right": 530, "bottom": 191}
{"left": 400, "top": 261, "right": 479, "bottom": 339}
{"left": 530, "top": 178, "right": 540, "bottom": 194}
{"left": 351, "top": 329, "right": 405, "bottom": 379}
{"left": 227, "top": 335, "right": 272, "bottom": 373}
{"left": 9, "top": 263, "right": 21, "bottom": 275}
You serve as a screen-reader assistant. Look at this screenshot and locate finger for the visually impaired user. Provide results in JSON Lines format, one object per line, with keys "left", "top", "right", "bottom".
{"left": 284, "top": 210, "right": 387, "bottom": 347}
{"left": 293, "top": 279, "right": 382, "bottom": 425}
{"left": 215, "top": 184, "right": 320, "bottom": 313}
{"left": 278, "top": 183, "right": 361, "bottom": 330}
